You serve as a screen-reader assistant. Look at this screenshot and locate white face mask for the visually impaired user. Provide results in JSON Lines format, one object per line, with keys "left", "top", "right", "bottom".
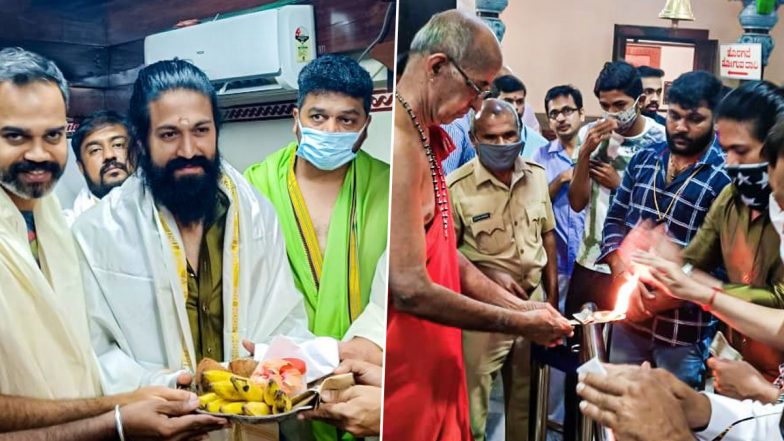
{"left": 603, "top": 96, "right": 640, "bottom": 133}
{"left": 768, "top": 193, "right": 784, "bottom": 261}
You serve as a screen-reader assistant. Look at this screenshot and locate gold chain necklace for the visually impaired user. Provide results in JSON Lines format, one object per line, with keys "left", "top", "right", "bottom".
{"left": 667, "top": 155, "right": 690, "bottom": 183}
{"left": 652, "top": 158, "right": 703, "bottom": 223}
{"left": 395, "top": 91, "right": 449, "bottom": 237}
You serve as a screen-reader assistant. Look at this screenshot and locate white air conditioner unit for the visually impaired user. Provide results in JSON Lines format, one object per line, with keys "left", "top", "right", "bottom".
{"left": 144, "top": 5, "right": 316, "bottom": 106}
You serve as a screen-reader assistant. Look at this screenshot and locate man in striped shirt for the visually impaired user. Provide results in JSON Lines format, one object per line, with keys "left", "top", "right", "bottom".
{"left": 599, "top": 71, "right": 730, "bottom": 387}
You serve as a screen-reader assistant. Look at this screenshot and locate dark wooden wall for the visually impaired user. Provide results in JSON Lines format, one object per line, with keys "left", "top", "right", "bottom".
{"left": 0, "top": 0, "right": 395, "bottom": 119}
{"left": 396, "top": 0, "right": 455, "bottom": 58}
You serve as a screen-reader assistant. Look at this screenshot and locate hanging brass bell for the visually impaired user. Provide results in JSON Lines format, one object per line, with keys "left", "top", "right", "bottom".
{"left": 658, "top": 0, "right": 695, "bottom": 27}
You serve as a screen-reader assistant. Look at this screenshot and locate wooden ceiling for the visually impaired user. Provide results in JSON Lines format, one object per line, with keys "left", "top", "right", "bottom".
{"left": 0, "top": 0, "right": 396, "bottom": 118}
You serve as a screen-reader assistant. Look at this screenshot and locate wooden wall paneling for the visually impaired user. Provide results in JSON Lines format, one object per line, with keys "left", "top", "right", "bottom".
{"left": 0, "top": 38, "right": 109, "bottom": 88}
{"left": 68, "top": 87, "right": 106, "bottom": 119}
{"left": 370, "top": 39, "right": 396, "bottom": 73}
{"left": 105, "top": 0, "right": 282, "bottom": 45}
{"left": 613, "top": 25, "right": 718, "bottom": 74}
{"left": 0, "top": 8, "right": 106, "bottom": 45}
{"left": 104, "top": 86, "right": 134, "bottom": 115}
{"left": 396, "top": 0, "right": 456, "bottom": 57}
{"left": 313, "top": 0, "right": 395, "bottom": 55}
{"left": 108, "top": 39, "right": 145, "bottom": 87}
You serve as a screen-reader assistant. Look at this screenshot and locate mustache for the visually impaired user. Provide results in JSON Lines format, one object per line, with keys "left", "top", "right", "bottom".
{"left": 10, "top": 160, "right": 61, "bottom": 175}
{"left": 100, "top": 159, "right": 129, "bottom": 176}
{"left": 670, "top": 134, "right": 690, "bottom": 143}
{"left": 165, "top": 156, "right": 212, "bottom": 175}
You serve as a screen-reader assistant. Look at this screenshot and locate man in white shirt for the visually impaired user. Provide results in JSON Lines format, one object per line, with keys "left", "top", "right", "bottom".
{"left": 63, "top": 110, "right": 132, "bottom": 226}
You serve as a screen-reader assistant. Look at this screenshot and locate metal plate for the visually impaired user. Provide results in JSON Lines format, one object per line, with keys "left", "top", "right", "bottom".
{"left": 592, "top": 310, "right": 625, "bottom": 323}
{"left": 571, "top": 310, "right": 626, "bottom": 325}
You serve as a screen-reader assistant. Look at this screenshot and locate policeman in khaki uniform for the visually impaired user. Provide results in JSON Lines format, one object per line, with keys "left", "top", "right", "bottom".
{"left": 447, "top": 98, "right": 559, "bottom": 441}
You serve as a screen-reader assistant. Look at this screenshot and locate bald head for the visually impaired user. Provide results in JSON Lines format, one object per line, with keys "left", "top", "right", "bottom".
{"left": 409, "top": 10, "right": 502, "bottom": 73}
{"left": 472, "top": 98, "right": 520, "bottom": 136}
{"left": 471, "top": 99, "right": 522, "bottom": 172}
{"left": 497, "top": 65, "right": 514, "bottom": 78}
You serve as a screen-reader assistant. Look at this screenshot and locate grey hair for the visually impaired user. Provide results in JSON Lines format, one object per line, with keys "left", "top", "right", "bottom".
{"left": 409, "top": 10, "right": 488, "bottom": 66}
{"left": 0, "top": 47, "right": 69, "bottom": 106}
{"left": 470, "top": 98, "right": 520, "bottom": 134}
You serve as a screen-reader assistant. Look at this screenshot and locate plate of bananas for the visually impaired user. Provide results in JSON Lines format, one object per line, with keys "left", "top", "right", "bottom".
{"left": 195, "top": 357, "right": 353, "bottom": 424}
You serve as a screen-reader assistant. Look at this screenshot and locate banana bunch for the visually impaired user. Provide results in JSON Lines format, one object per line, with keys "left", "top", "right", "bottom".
{"left": 198, "top": 370, "right": 294, "bottom": 416}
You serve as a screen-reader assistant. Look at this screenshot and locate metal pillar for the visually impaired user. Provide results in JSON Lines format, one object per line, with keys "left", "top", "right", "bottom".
{"left": 475, "top": 0, "right": 509, "bottom": 42}
{"left": 530, "top": 359, "right": 550, "bottom": 441}
{"left": 736, "top": 0, "right": 783, "bottom": 67}
{"left": 577, "top": 303, "right": 613, "bottom": 441}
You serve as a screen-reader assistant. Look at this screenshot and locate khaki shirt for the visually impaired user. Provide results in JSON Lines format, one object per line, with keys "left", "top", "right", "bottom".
{"left": 186, "top": 190, "right": 229, "bottom": 363}
{"left": 447, "top": 156, "right": 555, "bottom": 292}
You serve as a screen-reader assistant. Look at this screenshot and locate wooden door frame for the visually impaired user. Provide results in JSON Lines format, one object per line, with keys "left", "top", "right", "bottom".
{"left": 613, "top": 24, "right": 718, "bottom": 73}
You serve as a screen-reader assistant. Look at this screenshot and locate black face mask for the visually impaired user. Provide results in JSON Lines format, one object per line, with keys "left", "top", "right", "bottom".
{"left": 140, "top": 150, "right": 221, "bottom": 226}
{"left": 725, "top": 162, "right": 771, "bottom": 211}
{"left": 477, "top": 141, "right": 524, "bottom": 172}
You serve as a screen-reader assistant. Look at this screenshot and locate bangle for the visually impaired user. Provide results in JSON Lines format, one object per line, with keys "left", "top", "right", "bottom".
{"left": 701, "top": 286, "right": 722, "bottom": 312}
{"left": 114, "top": 404, "right": 126, "bottom": 441}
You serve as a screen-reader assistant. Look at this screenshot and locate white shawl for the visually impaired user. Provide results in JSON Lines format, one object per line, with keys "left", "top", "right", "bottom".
{"left": 73, "top": 164, "right": 314, "bottom": 394}
{"left": 63, "top": 187, "right": 99, "bottom": 227}
{"left": 0, "top": 189, "right": 102, "bottom": 399}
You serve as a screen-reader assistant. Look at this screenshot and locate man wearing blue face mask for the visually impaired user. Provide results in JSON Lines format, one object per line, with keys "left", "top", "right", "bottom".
{"left": 244, "top": 55, "right": 388, "bottom": 440}
{"left": 447, "top": 98, "right": 558, "bottom": 441}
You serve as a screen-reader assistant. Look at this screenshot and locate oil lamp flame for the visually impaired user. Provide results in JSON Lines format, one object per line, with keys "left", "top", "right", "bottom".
{"left": 613, "top": 273, "right": 640, "bottom": 314}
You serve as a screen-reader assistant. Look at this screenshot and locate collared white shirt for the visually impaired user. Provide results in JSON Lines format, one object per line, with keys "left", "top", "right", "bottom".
{"left": 696, "top": 393, "right": 783, "bottom": 441}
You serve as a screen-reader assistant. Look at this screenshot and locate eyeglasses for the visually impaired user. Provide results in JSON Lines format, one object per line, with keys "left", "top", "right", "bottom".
{"left": 548, "top": 107, "right": 579, "bottom": 120}
{"left": 446, "top": 56, "right": 492, "bottom": 100}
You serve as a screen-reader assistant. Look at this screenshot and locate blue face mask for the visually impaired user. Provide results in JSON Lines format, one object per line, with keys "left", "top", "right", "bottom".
{"left": 296, "top": 118, "right": 366, "bottom": 171}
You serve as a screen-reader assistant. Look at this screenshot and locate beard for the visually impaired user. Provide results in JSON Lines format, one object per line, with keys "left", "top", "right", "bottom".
{"left": 140, "top": 149, "right": 221, "bottom": 227}
{"left": 87, "top": 159, "right": 130, "bottom": 199}
{"left": 0, "top": 159, "right": 63, "bottom": 201}
{"left": 667, "top": 128, "right": 714, "bottom": 157}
